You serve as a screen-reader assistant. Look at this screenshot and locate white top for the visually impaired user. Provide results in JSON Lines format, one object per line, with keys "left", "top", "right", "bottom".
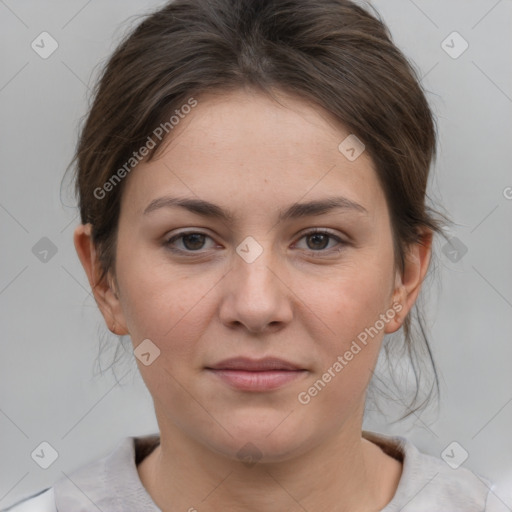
{"left": 2, "top": 431, "right": 503, "bottom": 511}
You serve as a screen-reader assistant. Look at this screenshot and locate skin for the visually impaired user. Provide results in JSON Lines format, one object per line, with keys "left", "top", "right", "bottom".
{"left": 74, "top": 87, "right": 432, "bottom": 512}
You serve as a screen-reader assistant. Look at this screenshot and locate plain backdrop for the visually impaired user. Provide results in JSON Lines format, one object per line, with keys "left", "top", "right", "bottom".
{"left": 1, "top": 0, "right": 511, "bottom": 508}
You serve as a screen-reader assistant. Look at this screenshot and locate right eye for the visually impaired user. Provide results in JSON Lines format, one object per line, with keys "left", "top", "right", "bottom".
{"left": 164, "top": 231, "right": 217, "bottom": 254}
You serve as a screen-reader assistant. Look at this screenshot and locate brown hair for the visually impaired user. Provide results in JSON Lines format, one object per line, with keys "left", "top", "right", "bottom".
{"left": 67, "top": 0, "right": 451, "bottom": 418}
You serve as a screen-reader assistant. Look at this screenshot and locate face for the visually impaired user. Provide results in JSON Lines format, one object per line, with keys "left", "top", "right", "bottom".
{"left": 95, "top": 88, "right": 408, "bottom": 461}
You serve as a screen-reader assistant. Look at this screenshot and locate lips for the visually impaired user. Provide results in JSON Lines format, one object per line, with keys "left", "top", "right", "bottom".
{"left": 206, "top": 356, "right": 303, "bottom": 371}
{"left": 205, "top": 357, "right": 307, "bottom": 391}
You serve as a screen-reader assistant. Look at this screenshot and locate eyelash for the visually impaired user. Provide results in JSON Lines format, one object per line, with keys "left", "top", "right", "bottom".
{"left": 163, "top": 229, "right": 347, "bottom": 256}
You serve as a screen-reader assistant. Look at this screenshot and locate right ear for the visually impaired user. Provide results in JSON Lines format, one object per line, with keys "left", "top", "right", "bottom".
{"left": 73, "top": 223, "right": 129, "bottom": 336}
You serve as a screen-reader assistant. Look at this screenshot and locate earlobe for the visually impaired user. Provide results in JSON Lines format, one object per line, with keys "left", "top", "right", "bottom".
{"left": 73, "top": 223, "right": 129, "bottom": 336}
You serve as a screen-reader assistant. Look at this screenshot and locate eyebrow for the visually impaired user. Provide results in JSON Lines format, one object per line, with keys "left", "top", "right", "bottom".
{"left": 143, "top": 195, "right": 368, "bottom": 222}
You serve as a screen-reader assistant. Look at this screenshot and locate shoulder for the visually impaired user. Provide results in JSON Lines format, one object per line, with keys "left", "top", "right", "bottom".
{"left": 54, "top": 435, "right": 159, "bottom": 510}
{"left": 363, "top": 430, "right": 497, "bottom": 511}
{"left": 2, "top": 434, "right": 160, "bottom": 512}
{"left": 1, "top": 488, "right": 56, "bottom": 512}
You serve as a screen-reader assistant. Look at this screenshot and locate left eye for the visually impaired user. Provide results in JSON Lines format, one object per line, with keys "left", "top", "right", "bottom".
{"left": 164, "top": 230, "right": 345, "bottom": 254}
{"left": 294, "top": 230, "right": 345, "bottom": 253}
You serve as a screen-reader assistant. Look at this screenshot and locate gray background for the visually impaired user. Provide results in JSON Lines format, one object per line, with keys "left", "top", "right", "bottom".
{"left": 1, "top": 0, "right": 511, "bottom": 508}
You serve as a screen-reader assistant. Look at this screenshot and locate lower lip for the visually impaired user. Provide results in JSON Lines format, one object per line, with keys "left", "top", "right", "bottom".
{"left": 206, "top": 369, "right": 307, "bottom": 391}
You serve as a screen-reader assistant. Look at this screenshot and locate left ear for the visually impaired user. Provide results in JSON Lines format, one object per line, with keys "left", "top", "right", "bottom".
{"left": 73, "top": 223, "right": 129, "bottom": 336}
{"left": 384, "top": 229, "right": 433, "bottom": 334}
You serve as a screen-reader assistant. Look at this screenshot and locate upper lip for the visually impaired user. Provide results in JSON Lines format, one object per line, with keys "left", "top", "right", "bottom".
{"left": 206, "top": 357, "right": 304, "bottom": 371}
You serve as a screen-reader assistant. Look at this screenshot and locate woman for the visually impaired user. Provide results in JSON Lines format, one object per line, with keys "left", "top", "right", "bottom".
{"left": 4, "top": 0, "right": 499, "bottom": 510}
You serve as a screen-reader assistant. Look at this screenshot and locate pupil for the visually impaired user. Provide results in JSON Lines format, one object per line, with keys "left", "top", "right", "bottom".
{"left": 308, "top": 233, "right": 328, "bottom": 250}
{"left": 184, "top": 234, "right": 205, "bottom": 250}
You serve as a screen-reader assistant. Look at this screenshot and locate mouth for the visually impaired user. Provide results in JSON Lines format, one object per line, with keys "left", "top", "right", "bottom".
{"left": 205, "top": 357, "right": 308, "bottom": 391}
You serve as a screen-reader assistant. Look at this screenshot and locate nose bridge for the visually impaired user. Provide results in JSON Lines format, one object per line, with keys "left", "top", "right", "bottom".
{"left": 219, "top": 234, "right": 292, "bottom": 332}
{"left": 234, "top": 234, "right": 279, "bottom": 292}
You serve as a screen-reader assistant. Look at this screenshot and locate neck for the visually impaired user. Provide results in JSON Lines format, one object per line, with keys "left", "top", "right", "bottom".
{"left": 138, "top": 411, "right": 401, "bottom": 512}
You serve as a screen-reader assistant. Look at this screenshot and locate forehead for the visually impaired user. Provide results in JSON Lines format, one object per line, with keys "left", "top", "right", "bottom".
{"left": 120, "top": 88, "right": 388, "bottom": 222}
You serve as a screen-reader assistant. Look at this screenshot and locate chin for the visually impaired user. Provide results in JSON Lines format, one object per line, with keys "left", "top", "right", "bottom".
{"left": 206, "top": 419, "right": 314, "bottom": 464}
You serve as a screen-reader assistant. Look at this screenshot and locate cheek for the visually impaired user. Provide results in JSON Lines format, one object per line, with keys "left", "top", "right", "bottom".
{"left": 296, "top": 286, "right": 389, "bottom": 419}
{"left": 122, "top": 276, "right": 207, "bottom": 339}
{"left": 110, "top": 232, "right": 216, "bottom": 421}
{"left": 116, "top": 260, "right": 216, "bottom": 407}
{"left": 312, "top": 258, "right": 394, "bottom": 336}
{"left": 299, "top": 255, "right": 395, "bottom": 389}
{"left": 115, "top": 245, "right": 217, "bottom": 357}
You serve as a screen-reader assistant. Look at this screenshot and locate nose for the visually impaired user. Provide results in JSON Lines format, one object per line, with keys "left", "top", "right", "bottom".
{"left": 218, "top": 243, "right": 293, "bottom": 334}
